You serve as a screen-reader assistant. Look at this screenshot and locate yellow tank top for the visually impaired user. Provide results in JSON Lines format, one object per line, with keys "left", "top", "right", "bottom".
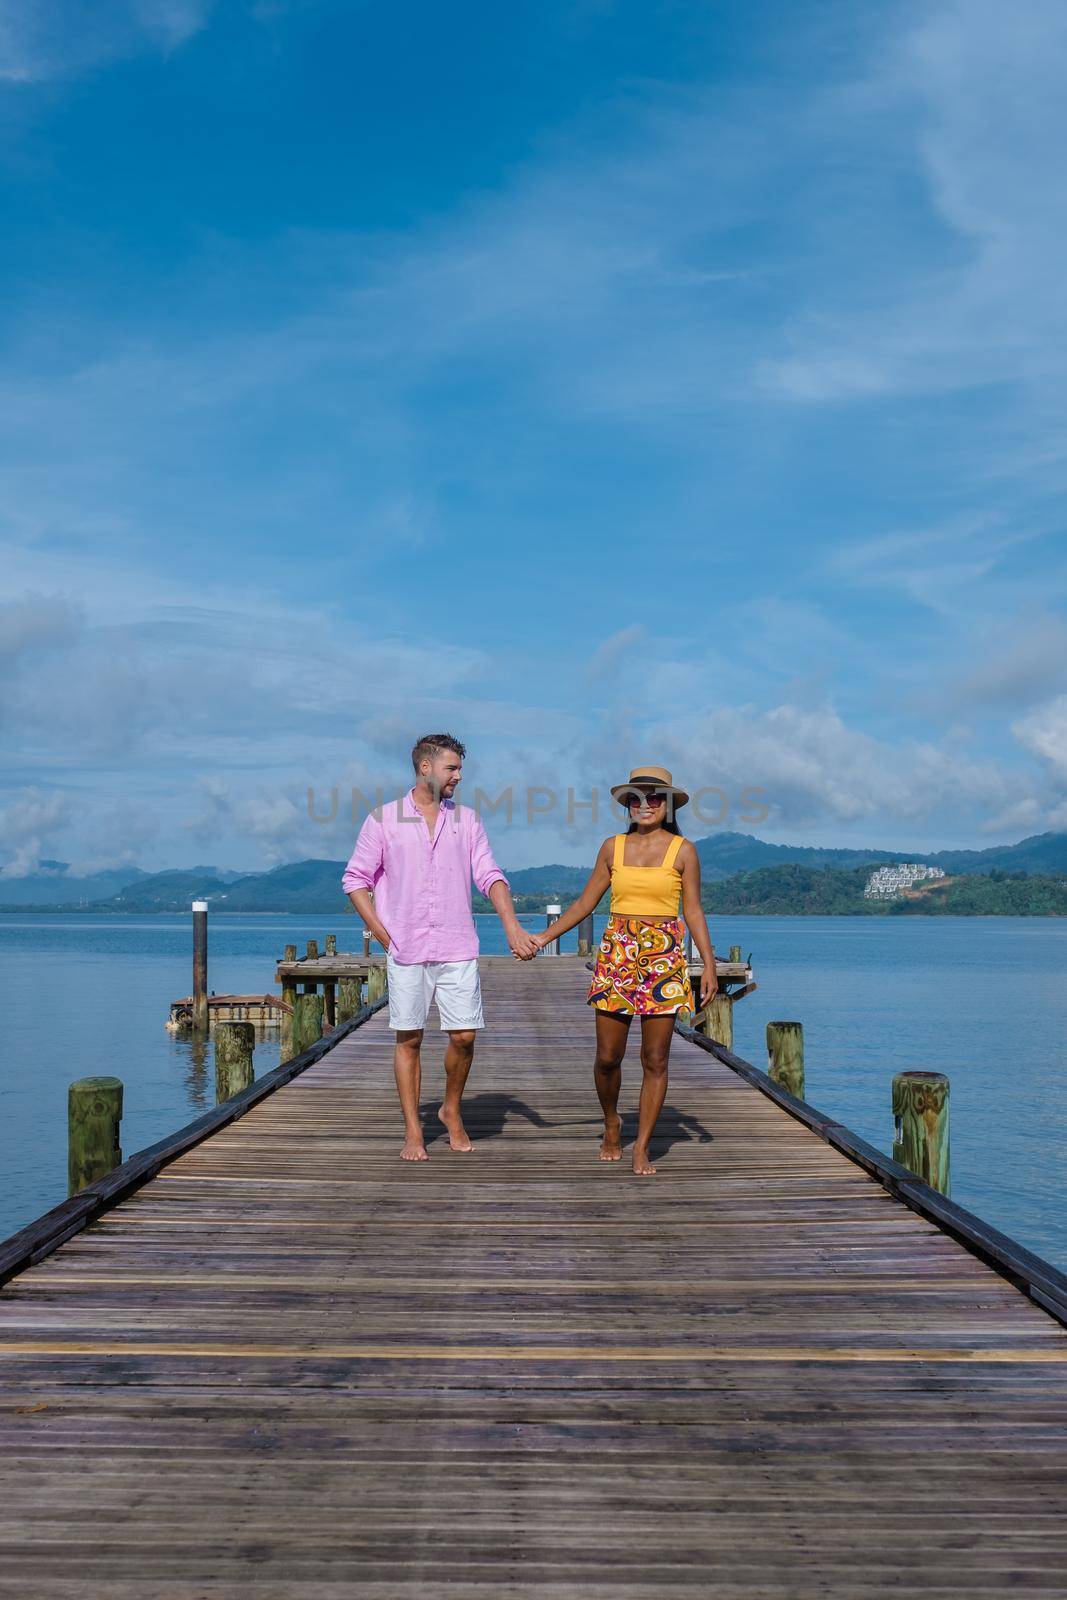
{"left": 609, "top": 832, "right": 685, "bottom": 916}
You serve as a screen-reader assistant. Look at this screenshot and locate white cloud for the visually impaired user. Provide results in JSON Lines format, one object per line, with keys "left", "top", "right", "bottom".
{"left": 0, "top": 787, "right": 73, "bottom": 875}
{"left": 1013, "top": 695, "right": 1067, "bottom": 780}
{"left": 0, "top": 0, "right": 212, "bottom": 83}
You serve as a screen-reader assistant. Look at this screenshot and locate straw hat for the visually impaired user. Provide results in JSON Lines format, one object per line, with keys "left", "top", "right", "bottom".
{"left": 609, "top": 764, "right": 690, "bottom": 809}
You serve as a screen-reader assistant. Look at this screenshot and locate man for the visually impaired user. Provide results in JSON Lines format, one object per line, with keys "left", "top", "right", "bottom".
{"left": 342, "top": 733, "right": 539, "bottom": 1161}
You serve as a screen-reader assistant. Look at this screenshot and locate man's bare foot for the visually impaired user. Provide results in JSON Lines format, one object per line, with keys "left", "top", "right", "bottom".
{"left": 632, "top": 1145, "right": 657, "bottom": 1176}
{"left": 400, "top": 1133, "right": 428, "bottom": 1161}
{"left": 438, "top": 1104, "right": 474, "bottom": 1152}
{"left": 599, "top": 1114, "right": 623, "bottom": 1161}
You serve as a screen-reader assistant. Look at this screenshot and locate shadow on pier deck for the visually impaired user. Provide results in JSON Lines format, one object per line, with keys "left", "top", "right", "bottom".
{"left": 1, "top": 955, "right": 1066, "bottom": 1596}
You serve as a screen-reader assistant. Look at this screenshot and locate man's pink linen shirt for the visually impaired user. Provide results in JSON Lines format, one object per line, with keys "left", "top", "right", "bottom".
{"left": 341, "top": 790, "right": 509, "bottom": 964}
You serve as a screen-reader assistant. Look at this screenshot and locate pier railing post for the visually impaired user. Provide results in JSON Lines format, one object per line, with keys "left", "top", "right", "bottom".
{"left": 192, "top": 899, "right": 209, "bottom": 1032}
{"left": 767, "top": 1021, "right": 804, "bottom": 1099}
{"left": 337, "top": 976, "right": 363, "bottom": 1022}
{"left": 215, "top": 1022, "right": 255, "bottom": 1103}
{"left": 729, "top": 944, "right": 742, "bottom": 962}
{"left": 291, "top": 993, "right": 324, "bottom": 1055}
{"left": 280, "top": 947, "right": 297, "bottom": 1058}
{"left": 325, "top": 933, "right": 337, "bottom": 956}
{"left": 544, "top": 904, "right": 562, "bottom": 956}
{"left": 577, "top": 913, "right": 594, "bottom": 956}
{"left": 700, "top": 994, "right": 734, "bottom": 1049}
{"left": 366, "top": 964, "right": 386, "bottom": 1004}
{"left": 68, "top": 1076, "right": 123, "bottom": 1195}
{"left": 893, "top": 1071, "right": 950, "bottom": 1195}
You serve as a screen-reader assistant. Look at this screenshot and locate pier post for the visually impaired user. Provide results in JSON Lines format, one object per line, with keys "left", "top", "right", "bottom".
{"left": 291, "top": 993, "right": 324, "bottom": 1055}
{"left": 577, "top": 913, "right": 594, "bottom": 956}
{"left": 767, "top": 1021, "right": 805, "bottom": 1099}
{"left": 325, "top": 933, "right": 337, "bottom": 956}
{"left": 323, "top": 980, "right": 337, "bottom": 1028}
{"left": 700, "top": 994, "right": 734, "bottom": 1049}
{"left": 215, "top": 1022, "right": 255, "bottom": 1103}
{"left": 366, "top": 964, "right": 386, "bottom": 1003}
{"left": 362, "top": 928, "right": 371, "bottom": 957}
{"left": 192, "top": 899, "right": 209, "bottom": 1032}
{"left": 544, "top": 904, "right": 562, "bottom": 956}
{"left": 280, "top": 948, "right": 297, "bottom": 1059}
{"left": 729, "top": 944, "right": 742, "bottom": 962}
{"left": 68, "top": 1077, "right": 123, "bottom": 1195}
{"left": 893, "top": 1071, "right": 950, "bottom": 1195}
{"left": 337, "top": 976, "right": 363, "bottom": 1022}
{"left": 305, "top": 939, "right": 319, "bottom": 961}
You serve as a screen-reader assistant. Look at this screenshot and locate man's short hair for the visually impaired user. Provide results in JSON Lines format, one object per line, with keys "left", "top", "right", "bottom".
{"left": 411, "top": 732, "right": 467, "bottom": 775}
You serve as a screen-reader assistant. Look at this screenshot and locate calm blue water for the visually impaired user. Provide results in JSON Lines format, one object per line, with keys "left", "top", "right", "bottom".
{"left": 1, "top": 913, "right": 1065, "bottom": 1270}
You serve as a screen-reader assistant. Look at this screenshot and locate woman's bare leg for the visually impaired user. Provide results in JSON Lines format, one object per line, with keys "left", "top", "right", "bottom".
{"left": 633, "top": 1014, "right": 676, "bottom": 1175}
{"left": 593, "top": 1010, "right": 631, "bottom": 1161}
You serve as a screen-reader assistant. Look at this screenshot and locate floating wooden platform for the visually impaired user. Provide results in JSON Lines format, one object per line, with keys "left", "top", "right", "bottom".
{"left": 166, "top": 992, "right": 291, "bottom": 1030}
{"left": 2, "top": 955, "right": 1066, "bottom": 1595}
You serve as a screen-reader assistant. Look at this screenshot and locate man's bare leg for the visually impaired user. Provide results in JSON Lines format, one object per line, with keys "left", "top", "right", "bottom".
{"left": 594, "top": 1011, "right": 630, "bottom": 1161}
{"left": 633, "top": 1014, "right": 674, "bottom": 1175}
{"left": 438, "top": 1028, "right": 476, "bottom": 1151}
{"left": 394, "top": 1028, "right": 427, "bottom": 1160}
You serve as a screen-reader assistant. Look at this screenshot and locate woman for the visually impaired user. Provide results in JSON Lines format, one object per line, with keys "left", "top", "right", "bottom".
{"left": 532, "top": 766, "right": 718, "bottom": 1176}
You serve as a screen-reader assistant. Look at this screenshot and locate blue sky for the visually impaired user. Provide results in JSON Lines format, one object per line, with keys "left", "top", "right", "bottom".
{"left": 2, "top": 0, "right": 1067, "bottom": 874}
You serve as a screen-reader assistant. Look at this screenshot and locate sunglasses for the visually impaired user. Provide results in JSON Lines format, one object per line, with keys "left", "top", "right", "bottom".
{"left": 626, "top": 791, "right": 670, "bottom": 808}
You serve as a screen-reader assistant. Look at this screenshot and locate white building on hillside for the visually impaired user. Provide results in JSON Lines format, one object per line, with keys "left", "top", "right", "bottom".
{"left": 864, "top": 863, "right": 946, "bottom": 899}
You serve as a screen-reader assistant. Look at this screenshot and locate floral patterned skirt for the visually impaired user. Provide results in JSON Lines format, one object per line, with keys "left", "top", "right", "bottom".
{"left": 587, "top": 915, "right": 694, "bottom": 1017}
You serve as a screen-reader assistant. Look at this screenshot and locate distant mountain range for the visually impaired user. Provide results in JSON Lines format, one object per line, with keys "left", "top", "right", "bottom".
{"left": 2, "top": 831, "right": 1066, "bottom": 913}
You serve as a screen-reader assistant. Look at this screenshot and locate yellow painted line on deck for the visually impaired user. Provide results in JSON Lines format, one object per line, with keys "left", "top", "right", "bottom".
{"left": 1, "top": 1343, "right": 1065, "bottom": 1363}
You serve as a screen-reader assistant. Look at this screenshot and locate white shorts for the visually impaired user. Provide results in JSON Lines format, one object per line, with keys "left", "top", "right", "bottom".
{"left": 386, "top": 953, "right": 485, "bottom": 1032}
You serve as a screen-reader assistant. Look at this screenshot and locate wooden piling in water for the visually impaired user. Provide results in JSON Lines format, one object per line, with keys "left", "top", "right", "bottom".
{"left": 68, "top": 1076, "right": 123, "bottom": 1195}
{"left": 325, "top": 933, "right": 337, "bottom": 956}
{"left": 700, "top": 994, "right": 734, "bottom": 1049}
{"left": 291, "top": 993, "right": 324, "bottom": 1055}
{"left": 729, "top": 943, "right": 742, "bottom": 962}
{"left": 192, "top": 900, "right": 209, "bottom": 1032}
{"left": 280, "top": 947, "right": 297, "bottom": 1058}
{"left": 893, "top": 1070, "right": 950, "bottom": 1195}
{"left": 215, "top": 1021, "right": 255, "bottom": 1104}
{"left": 366, "top": 965, "right": 386, "bottom": 1004}
{"left": 767, "top": 1020, "right": 805, "bottom": 1099}
{"left": 337, "top": 976, "right": 363, "bottom": 1023}
{"left": 577, "top": 913, "right": 594, "bottom": 956}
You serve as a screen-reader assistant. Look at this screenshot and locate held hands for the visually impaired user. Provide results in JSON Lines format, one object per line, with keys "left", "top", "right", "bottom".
{"left": 508, "top": 924, "right": 541, "bottom": 961}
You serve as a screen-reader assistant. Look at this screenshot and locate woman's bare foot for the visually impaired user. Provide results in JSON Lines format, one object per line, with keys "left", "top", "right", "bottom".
{"left": 599, "top": 1114, "right": 623, "bottom": 1161}
{"left": 631, "top": 1145, "right": 657, "bottom": 1176}
{"left": 400, "top": 1132, "right": 428, "bottom": 1161}
{"left": 438, "top": 1103, "right": 474, "bottom": 1152}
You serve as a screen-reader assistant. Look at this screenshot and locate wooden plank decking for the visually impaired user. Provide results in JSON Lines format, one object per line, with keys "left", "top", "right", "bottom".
{"left": 2, "top": 956, "right": 1066, "bottom": 1596}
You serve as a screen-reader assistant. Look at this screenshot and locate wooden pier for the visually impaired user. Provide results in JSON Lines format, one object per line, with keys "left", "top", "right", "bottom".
{"left": 2, "top": 955, "right": 1066, "bottom": 1595}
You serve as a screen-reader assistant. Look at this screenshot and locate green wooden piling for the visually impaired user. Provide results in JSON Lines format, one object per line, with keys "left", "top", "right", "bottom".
{"left": 68, "top": 1076, "right": 123, "bottom": 1195}
{"left": 767, "top": 1021, "right": 804, "bottom": 1099}
{"left": 700, "top": 993, "right": 733, "bottom": 1049}
{"left": 337, "top": 976, "right": 363, "bottom": 1022}
{"left": 325, "top": 933, "right": 337, "bottom": 956}
{"left": 366, "top": 964, "right": 386, "bottom": 1004}
{"left": 305, "top": 939, "right": 319, "bottom": 961}
{"left": 291, "top": 993, "right": 324, "bottom": 1055}
{"left": 215, "top": 1021, "right": 255, "bottom": 1104}
{"left": 283, "top": 943, "right": 297, "bottom": 963}
{"left": 893, "top": 1071, "right": 950, "bottom": 1195}
{"left": 729, "top": 944, "right": 742, "bottom": 962}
